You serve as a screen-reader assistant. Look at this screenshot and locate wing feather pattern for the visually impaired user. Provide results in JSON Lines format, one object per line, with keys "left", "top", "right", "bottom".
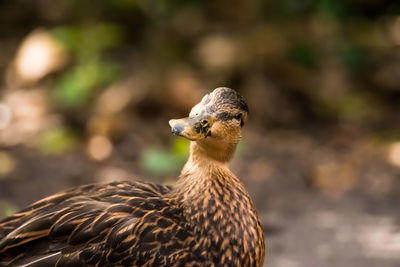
{"left": 0, "top": 181, "right": 178, "bottom": 266}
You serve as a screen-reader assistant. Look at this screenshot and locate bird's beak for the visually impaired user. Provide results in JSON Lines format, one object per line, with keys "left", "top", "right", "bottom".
{"left": 169, "top": 114, "right": 214, "bottom": 141}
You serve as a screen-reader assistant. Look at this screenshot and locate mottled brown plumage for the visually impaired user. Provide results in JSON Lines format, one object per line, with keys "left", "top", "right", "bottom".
{"left": 0, "top": 87, "right": 265, "bottom": 266}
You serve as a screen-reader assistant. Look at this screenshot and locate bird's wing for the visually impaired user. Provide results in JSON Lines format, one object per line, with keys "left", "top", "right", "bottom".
{"left": 53, "top": 202, "right": 194, "bottom": 266}
{"left": 0, "top": 181, "right": 172, "bottom": 266}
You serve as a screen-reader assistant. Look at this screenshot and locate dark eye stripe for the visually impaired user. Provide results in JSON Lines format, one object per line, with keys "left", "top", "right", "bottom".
{"left": 216, "top": 112, "right": 235, "bottom": 121}
{"left": 217, "top": 112, "right": 243, "bottom": 121}
{"left": 216, "top": 112, "right": 245, "bottom": 127}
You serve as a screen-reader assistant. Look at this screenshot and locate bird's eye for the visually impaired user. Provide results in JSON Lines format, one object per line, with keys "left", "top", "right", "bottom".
{"left": 201, "top": 119, "right": 208, "bottom": 125}
{"left": 235, "top": 113, "right": 244, "bottom": 127}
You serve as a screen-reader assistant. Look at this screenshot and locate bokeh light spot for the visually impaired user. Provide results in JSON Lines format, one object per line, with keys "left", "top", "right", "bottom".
{"left": 87, "top": 135, "right": 113, "bottom": 161}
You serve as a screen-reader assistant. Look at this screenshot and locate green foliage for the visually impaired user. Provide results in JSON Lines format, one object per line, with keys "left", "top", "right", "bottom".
{"left": 236, "top": 141, "right": 245, "bottom": 157}
{"left": 371, "top": 130, "right": 400, "bottom": 144}
{"left": 337, "top": 42, "right": 366, "bottom": 74}
{"left": 0, "top": 200, "right": 18, "bottom": 219}
{"left": 314, "top": 0, "right": 347, "bottom": 18}
{"left": 52, "top": 24, "right": 123, "bottom": 59}
{"left": 36, "top": 128, "right": 79, "bottom": 154}
{"left": 264, "top": 0, "right": 347, "bottom": 20}
{"left": 140, "top": 138, "right": 189, "bottom": 176}
{"left": 53, "top": 59, "right": 119, "bottom": 109}
{"left": 288, "top": 42, "right": 319, "bottom": 70}
{"left": 171, "top": 137, "right": 190, "bottom": 158}
{"left": 313, "top": 93, "right": 373, "bottom": 123}
{"left": 51, "top": 24, "right": 123, "bottom": 109}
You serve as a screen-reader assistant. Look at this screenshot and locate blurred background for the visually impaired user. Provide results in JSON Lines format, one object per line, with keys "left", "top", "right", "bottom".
{"left": 0, "top": 0, "right": 400, "bottom": 266}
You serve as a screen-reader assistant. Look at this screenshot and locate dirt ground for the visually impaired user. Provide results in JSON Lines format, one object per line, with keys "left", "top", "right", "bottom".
{"left": 1, "top": 124, "right": 400, "bottom": 267}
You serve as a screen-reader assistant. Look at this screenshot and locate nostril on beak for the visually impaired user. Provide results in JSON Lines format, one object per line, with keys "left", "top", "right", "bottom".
{"left": 171, "top": 125, "right": 184, "bottom": 136}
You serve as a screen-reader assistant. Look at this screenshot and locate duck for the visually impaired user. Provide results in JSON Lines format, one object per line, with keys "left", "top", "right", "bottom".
{"left": 0, "top": 87, "right": 265, "bottom": 266}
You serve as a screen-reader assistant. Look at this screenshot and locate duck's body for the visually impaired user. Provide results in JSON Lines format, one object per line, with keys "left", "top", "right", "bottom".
{"left": 0, "top": 87, "right": 265, "bottom": 266}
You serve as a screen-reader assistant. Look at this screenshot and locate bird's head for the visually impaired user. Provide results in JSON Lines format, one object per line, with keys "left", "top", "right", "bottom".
{"left": 169, "top": 87, "right": 248, "bottom": 162}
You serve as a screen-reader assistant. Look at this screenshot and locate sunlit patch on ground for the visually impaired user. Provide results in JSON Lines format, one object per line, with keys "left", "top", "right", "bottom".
{"left": 358, "top": 217, "right": 400, "bottom": 259}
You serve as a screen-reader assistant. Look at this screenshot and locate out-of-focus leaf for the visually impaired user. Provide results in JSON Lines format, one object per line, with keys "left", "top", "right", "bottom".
{"left": 141, "top": 147, "right": 183, "bottom": 175}
{"left": 313, "top": 93, "right": 374, "bottom": 122}
{"left": 337, "top": 42, "right": 366, "bottom": 73}
{"left": 51, "top": 24, "right": 122, "bottom": 109}
{"left": 36, "top": 128, "right": 79, "bottom": 154}
{"left": 315, "top": 0, "right": 347, "bottom": 18}
{"left": 288, "top": 42, "right": 319, "bottom": 69}
{"left": 53, "top": 59, "right": 119, "bottom": 108}
{"left": 264, "top": 0, "right": 312, "bottom": 19}
{"left": 171, "top": 137, "right": 190, "bottom": 158}
{"left": 141, "top": 138, "right": 190, "bottom": 176}
{"left": 52, "top": 24, "right": 123, "bottom": 59}
{"left": 335, "top": 93, "right": 371, "bottom": 121}
{"left": 0, "top": 200, "right": 18, "bottom": 219}
{"left": 236, "top": 141, "right": 245, "bottom": 157}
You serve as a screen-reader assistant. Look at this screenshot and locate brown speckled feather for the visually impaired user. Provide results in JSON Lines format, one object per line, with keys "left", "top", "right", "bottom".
{"left": 0, "top": 87, "right": 265, "bottom": 266}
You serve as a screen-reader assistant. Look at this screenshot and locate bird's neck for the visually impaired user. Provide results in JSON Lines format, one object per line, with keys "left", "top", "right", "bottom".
{"left": 172, "top": 141, "right": 264, "bottom": 265}
{"left": 174, "top": 141, "right": 235, "bottom": 203}
{"left": 191, "top": 138, "right": 238, "bottom": 163}
{"left": 174, "top": 141, "right": 238, "bottom": 202}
